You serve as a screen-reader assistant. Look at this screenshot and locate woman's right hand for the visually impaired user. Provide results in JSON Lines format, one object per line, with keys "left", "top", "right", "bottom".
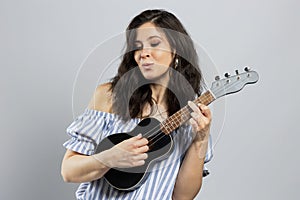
{"left": 93, "top": 134, "right": 149, "bottom": 168}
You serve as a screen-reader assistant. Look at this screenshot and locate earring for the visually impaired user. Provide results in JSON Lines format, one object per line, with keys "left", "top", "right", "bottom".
{"left": 174, "top": 58, "right": 179, "bottom": 69}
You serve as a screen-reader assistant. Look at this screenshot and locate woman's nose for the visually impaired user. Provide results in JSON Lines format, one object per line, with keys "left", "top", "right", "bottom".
{"left": 140, "top": 48, "right": 151, "bottom": 58}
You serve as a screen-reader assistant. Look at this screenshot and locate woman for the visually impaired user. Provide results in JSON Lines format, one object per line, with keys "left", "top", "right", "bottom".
{"left": 61, "top": 9, "right": 213, "bottom": 200}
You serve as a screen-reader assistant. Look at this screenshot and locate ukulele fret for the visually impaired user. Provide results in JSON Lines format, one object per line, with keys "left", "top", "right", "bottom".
{"left": 160, "top": 91, "right": 215, "bottom": 135}
{"left": 194, "top": 90, "right": 215, "bottom": 106}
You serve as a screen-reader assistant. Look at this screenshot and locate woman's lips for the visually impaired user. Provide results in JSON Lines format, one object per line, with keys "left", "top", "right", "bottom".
{"left": 142, "top": 63, "right": 154, "bottom": 66}
{"left": 142, "top": 63, "right": 154, "bottom": 69}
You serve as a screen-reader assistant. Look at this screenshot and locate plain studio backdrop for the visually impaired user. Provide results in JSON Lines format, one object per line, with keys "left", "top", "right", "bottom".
{"left": 1, "top": 0, "right": 299, "bottom": 199}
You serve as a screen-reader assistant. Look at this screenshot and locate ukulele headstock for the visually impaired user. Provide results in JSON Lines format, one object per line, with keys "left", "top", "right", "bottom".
{"left": 210, "top": 67, "right": 259, "bottom": 99}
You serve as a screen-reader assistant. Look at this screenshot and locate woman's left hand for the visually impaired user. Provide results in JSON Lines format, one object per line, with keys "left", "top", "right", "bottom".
{"left": 188, "top": 101, "right": 212, "bottom": 143}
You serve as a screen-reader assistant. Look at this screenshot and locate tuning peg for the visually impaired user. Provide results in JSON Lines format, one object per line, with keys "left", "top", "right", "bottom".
{"left": 235, "top": 70, "right": 239, "bottom": 75}
{"left": 215, "top": 75, "right": 220, "bottom": 81}
{"left": 244, "top": 66, "right": 251, "bottom": 72}
{"left": 224, "top": 72, "right": 230, "bottom": 78}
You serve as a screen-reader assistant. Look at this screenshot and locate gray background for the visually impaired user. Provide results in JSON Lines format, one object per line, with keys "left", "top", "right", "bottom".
{"left": 1, "top": 0, "right": 299, "bottom": 199}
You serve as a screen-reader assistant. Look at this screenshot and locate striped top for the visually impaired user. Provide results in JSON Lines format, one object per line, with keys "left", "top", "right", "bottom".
{"left": 63, "top": 108, "right": 213, "bottom": 200}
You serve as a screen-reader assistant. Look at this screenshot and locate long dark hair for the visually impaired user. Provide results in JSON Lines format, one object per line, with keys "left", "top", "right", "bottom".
{"left": 110, "top": 9, "right": 204, "bottom": 120}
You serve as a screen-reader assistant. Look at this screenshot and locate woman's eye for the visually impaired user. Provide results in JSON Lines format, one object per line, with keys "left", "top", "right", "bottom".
{"left": 151, "top": 42, "right": 160, "bottom": 47}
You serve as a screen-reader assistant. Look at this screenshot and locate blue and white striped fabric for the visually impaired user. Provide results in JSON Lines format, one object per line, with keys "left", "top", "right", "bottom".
{"left": 63, "top": 108, "right": 213, "bottom": 200}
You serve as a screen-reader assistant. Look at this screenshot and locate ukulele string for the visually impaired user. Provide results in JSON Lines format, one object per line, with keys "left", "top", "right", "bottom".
{"left": 145, "top": 93, "right": 204, "bottom": 143}
{"left": 141, "top": 104, "right": 191, "bottom": 149}
{"left": 138, "top": 104, "right": 169, "bottom": 139}
{"left": 146, "top": 105, "right": 191, "bottom": 149}
{"left": 141, "top": 100, "right": 197, "bottom": 143}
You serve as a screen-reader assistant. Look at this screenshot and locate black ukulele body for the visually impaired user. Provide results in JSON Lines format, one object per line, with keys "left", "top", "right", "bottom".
{"left": 94, "top": 117, "right": 174, "bottom": 191}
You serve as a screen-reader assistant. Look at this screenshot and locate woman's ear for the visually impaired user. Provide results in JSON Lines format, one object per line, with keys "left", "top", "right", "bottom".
{"left": 172, "top": 50, "right": 176, "bottom": 59}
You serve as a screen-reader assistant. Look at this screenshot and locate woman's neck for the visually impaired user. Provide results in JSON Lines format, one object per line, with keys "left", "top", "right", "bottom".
{"left": 150, "top": 84, "right": 167, "bottom": 105}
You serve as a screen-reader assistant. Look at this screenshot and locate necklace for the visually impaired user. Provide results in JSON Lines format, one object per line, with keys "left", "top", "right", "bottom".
{"left": 149, "top": 103, "right": 168, "bottom": 122}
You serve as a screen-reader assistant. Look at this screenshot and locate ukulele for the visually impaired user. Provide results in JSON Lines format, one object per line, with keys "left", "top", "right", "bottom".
{"left": 94, "top": 67, "right": 259, "bottom": 191}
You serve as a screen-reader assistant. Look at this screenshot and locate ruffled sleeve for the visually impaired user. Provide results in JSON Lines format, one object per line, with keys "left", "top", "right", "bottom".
{"left": 63, "top": 109, "right": 114, "bottom": 155}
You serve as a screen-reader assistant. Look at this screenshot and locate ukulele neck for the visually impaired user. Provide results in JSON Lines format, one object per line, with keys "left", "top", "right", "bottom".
{"left": 160, "top": 90, "right": 215, "bottom": 134}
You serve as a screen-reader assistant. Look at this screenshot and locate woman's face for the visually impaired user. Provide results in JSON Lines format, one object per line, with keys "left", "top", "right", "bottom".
{"left": 134, "top": 22, "right": 174, "bottom": 82}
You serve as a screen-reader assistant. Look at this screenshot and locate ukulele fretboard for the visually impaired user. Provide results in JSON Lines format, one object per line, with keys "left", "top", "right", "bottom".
{"left": 160, "top": 90, "right": 215, "bottom": 134}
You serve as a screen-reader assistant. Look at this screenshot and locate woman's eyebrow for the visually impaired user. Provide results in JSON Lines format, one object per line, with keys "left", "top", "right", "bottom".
{"left": 135, "top": 35, "right": 163, "bottom": 42}
{"left": 147, "top": 35, "right": 162, "bottom": 40}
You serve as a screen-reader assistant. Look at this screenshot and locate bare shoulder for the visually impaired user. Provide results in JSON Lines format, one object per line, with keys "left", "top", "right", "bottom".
{"left": 88, "top": 83, "right": 113, "bottom": 113}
